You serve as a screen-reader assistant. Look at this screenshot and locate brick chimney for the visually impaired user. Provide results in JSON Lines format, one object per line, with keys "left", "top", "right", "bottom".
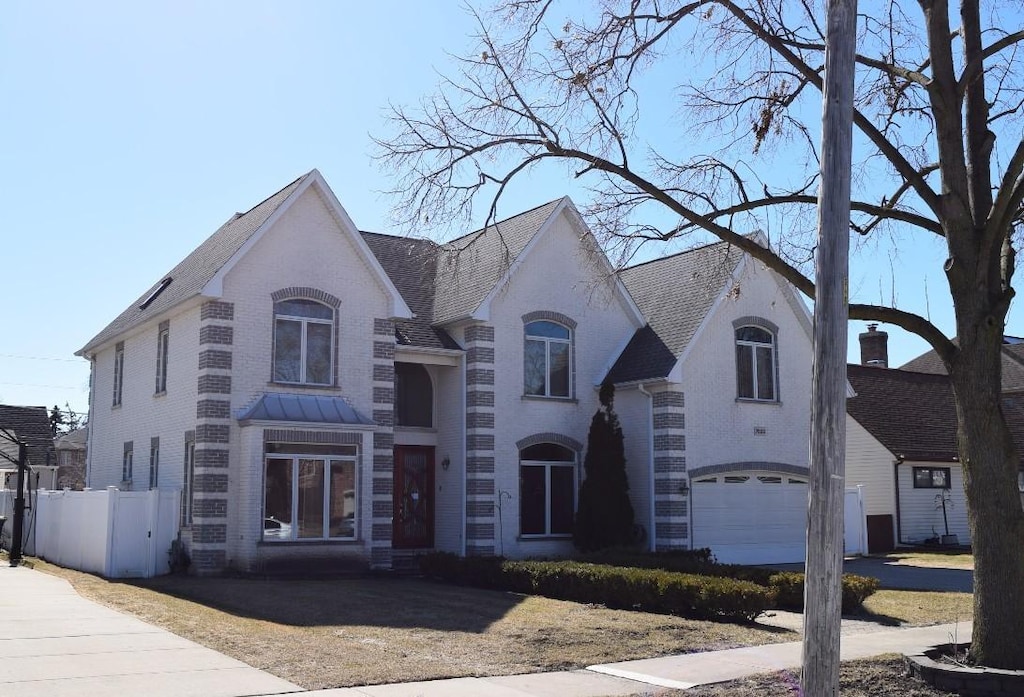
{"left": 859, "top": 323, "right": 888, "bottom": 367}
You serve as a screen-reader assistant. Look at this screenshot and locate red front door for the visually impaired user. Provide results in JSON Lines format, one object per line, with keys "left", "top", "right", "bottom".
{"left": 393, "top": 446, "right": 435, "bottom": 549}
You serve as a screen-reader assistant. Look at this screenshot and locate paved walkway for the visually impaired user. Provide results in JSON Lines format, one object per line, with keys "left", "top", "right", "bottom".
{"left": 0, "top": 565, "right": 300, "bottom": 697}
{"left": 0, "top": 563, "right": 969, "bottom": 697}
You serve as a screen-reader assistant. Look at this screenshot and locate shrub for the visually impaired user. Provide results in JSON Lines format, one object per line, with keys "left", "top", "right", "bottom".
{"left": 767, "top": 571, "right": 881, "bottom": 613}
{"left": 418, "top": 553, "right": 774, "bottom": 621}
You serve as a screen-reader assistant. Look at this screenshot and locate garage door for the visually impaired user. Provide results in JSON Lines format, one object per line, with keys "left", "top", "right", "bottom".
{"left": 691, "top": 472, "right": 808, "bottom": 564}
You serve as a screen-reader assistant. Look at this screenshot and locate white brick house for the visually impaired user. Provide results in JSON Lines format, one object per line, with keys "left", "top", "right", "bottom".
{"left": 79, "top": 170, "right": 815, "bottom": 574}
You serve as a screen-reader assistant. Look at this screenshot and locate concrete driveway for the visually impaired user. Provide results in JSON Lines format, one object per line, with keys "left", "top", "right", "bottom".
{"left": 767, "top": 556, "right": 973, "bottom": 593}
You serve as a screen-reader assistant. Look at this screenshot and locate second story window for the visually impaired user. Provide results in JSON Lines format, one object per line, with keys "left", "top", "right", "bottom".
{"left": 395, "top": 362, "right": 433, "bottom": 428}
{"left": 155, "top": 322, "right": 169, "bottom": 393}
{"left": 735, "top": 325, "right": 776, "bottom": 401}
{"left": 524, "top": 320, "right": 571, "bottom": 398}
{"left": 273, "top": 299, "right": 333, "bottom": 385}
{"left": 113, "top": 342, "right": 125, "bottom": 407}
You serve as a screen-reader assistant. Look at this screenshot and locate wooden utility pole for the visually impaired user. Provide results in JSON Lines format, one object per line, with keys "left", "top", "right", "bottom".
{"left": 801, "top": 0, "right": 857, "bottom": 695}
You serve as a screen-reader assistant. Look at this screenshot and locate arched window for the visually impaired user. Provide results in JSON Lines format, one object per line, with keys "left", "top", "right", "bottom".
{"left": 735, "top": 325, "right": 776, "bottom": 401}
{"left": 395, "top": 362, "right": 433, "bottom": 427}
{"left": 273, "top": 298, "right": 334, "bottom": 385}
{"left": 520, "top": 442, "right": 576, "bottom": 536}
{"left": 524, "top": 320, "right": 572, "bottom": 397}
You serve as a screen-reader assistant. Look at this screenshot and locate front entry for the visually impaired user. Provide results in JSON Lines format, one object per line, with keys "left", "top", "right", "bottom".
{"left": 392, "top": 446, "right": 435, "bottom": 549}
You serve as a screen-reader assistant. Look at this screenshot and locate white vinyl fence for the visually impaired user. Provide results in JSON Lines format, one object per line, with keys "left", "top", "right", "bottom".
{"left": 0, "top": 487, "right": 180, "bottom": 578}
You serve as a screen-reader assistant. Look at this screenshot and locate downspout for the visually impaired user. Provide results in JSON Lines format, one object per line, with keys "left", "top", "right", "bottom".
{"left": 893, "top": 458, "right": 903, "bottom": 546}
{"left": 460, "top": 351, "right": 468, "bottom": 557}
{"left": 638, "top": 383, "right": 655, "bottom": 552}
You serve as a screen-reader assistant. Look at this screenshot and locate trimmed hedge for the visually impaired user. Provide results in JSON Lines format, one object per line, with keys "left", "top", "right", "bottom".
{"left": 768, "top": 571, "right": 881, "bottom": 613}
{"left": 579, "top": 548, "right": 880, "bottom": 612}
{"left": 419, "top": 553, "right": 774, "bottom": 621}
{"left": 419, "top": 550, "right": 881, "bottom": 617}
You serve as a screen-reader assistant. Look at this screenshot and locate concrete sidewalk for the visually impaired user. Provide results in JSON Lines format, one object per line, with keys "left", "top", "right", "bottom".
{"left": 0, "top": 565, "right": 301, "bottom": 697}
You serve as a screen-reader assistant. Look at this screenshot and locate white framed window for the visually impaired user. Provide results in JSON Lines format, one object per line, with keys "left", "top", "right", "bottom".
{"left": 273, "top": 299, "right": 334, "bottom": 385}
{"left": 736, "top": 325, "right": 776, "bottom": 401}
{"left": 149, "top": 437, "right": 160, "bottom": 489}
{"left": 155, "top": 322, "right": 169, "bottom": 393}
{"left": 913, "top": 466, "right": 951, "bottom": 489}
{"left": 524, "top": 320, "right": 572, "bottom": 398}
{"left": 122, "top": 441, "right": 133, "bottom": 483}
{"left": 263, "top": 442, "right": 358, "bottom": 541}
{"left": 113, "top": 342, "right": 125, "bottom": 407}
{"left": 519, "top": 443, "right": 576, "bottom": 536}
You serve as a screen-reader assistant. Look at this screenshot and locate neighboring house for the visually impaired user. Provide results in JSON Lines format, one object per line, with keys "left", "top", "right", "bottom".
{"left": 54, "top": 427, "right": 88, "bottom": 490}
{"left": 845, "top": 327, "right": 1024, "bottom": 552}
{"left": 0, "top": 404, "right": 57, "bottom": 490}
{"left": 78, "top": 169, "right": 815, "bottom": 575}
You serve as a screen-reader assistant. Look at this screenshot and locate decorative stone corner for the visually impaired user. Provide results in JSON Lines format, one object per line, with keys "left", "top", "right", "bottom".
{"left": 905, "top": 644, "right": 1024, "bottom": 696}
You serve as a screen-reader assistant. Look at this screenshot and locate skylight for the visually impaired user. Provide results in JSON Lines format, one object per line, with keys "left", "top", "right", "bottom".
{"left": 139, "top": 278, "right": 173, "bottom": 310}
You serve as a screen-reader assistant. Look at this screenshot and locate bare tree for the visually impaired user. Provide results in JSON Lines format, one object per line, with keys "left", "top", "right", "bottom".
{"left": 377, "top": 0, "right": 1024, "bottom": 668}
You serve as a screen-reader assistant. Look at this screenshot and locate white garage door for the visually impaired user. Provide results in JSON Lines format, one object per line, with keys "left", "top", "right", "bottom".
{"left": 691, "top": 472, "right": 808, "bottom": 564}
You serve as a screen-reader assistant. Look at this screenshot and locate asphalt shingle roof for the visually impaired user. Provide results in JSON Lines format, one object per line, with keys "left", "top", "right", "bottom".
{"left": 0, "top": 405, "right": 56, "bottom": 469}
{"left": 605, "top": 240, "right": 745, "bottom": 383}
{"left": 360, "top": 232, "right": 460, "bottom": 350}
{"left": 431, "top": 199, "right": 564, "bottom": 325}
{"left": 846, "top": 364, "right": 1024, "bottom": 464}
{"left": 900, "top": 338, "right": 1024, "bottom": 394}
{"left": 79, "top": 173, "right": 310, "bottom": 354}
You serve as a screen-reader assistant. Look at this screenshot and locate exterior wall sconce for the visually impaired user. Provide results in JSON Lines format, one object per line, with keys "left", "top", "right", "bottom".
{"left": 441, "top": 456, "right": 451, "bottom": 471}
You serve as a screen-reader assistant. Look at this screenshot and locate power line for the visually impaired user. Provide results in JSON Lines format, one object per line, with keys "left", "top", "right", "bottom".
{"left": 0, "top": 353, "right": 82, "bottom": 363}
{"left": 0, "top": 382, "right": 83, "bottom": 390}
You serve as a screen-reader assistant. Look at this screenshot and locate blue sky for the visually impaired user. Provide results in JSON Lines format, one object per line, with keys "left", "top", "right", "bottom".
{"left": 1, "top": 1, "right": 1017, "bottom": 415}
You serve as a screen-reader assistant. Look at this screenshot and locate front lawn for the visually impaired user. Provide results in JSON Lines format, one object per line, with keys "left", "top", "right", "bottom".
{"left": 36, "top": 561, "right": 795, "bottom": 690}
{"left": 882, "top": 550, "right": 974, "bottom": 570}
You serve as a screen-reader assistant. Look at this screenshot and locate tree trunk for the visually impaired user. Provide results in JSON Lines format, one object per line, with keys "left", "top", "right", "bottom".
{"left": 950, "top": 331, "right": 1024, "bottom": 669}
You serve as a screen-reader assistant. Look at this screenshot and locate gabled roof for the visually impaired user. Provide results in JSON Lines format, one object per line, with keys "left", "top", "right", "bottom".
{"left": 846, "top": 364, "right": 1024, "bottom": 464}
{"left": 78, "top": 170, "right": 412, "bottom": 356}
{"left": 0, "top": 405, "right": 56, "bottom": 469}
{"left": 900, "top": 338, "right": 1024, "bottom": 394}
{"left": 605, "top": 239, "right": 746, "bottom": 383}
{"left": 360, "top": 232, "right": 460, "bottom": 350}
{"left": 79, "top": 174, "right": 309, "bottom": 355}
{"left": 431, "top": 199, "right": 564, "bottom": 324}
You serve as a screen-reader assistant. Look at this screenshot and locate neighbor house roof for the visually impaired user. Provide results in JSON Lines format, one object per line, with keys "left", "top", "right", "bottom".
{"left": 0, "top": 405, "right": 56, "bottom": 469}
{"left": 846, "top": 364, "right": 1024, "bottom": 464}
{"left": 900, "top": 338, "right": 1024, "bottom": 394}
{"left": 605, "top": 239, "right": 746, "bottom": 383}
{"left": 79, "top": 173, "right": 310, "bottom": 355}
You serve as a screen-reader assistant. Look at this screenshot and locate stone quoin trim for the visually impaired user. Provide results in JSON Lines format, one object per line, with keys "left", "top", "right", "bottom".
{"left": 193, "top": 300, "right": 235, "bottom": 575}
{"left": 201, "top": 301, "right": 235, "bottom": 321}
{"left": 651, "top": 385, "right": 688, "bottom": 551}
{"left": 370, "top": 316, "right": 397, "bottom": 569}
{"left": 465, "top": 322, "right": 497, "bottom": 556}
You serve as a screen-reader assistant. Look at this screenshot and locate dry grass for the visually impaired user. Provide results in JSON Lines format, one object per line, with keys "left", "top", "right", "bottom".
{"left": 36, "top": 561, "right": 796, "bottom": 690}
{"left": 857, "top": 589, "right": 972, "bottom": 627}
{"left": 667, "top": 655, "right": 959, "bottom": 697}
{"left": 882, "top": 551, "right": 974, "bottom": 570}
